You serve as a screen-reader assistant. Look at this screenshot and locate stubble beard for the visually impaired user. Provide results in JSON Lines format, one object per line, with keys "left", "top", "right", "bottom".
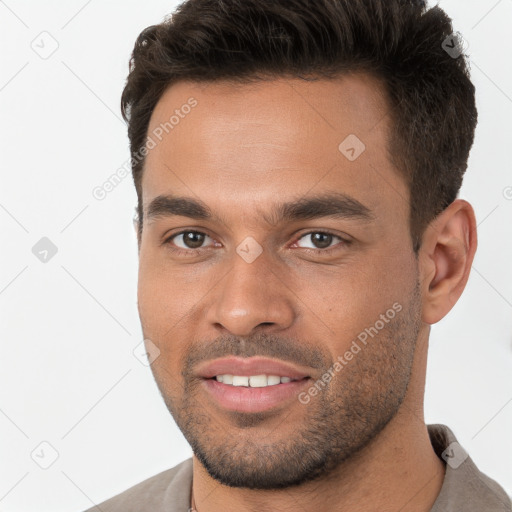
{"left": 152, "top": 282, "right": 422, "bottom": 489}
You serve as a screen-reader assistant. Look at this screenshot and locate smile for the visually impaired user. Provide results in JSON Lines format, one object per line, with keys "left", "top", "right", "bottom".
{"left": 213, "top": 374, "right": 299, "bottom": 387}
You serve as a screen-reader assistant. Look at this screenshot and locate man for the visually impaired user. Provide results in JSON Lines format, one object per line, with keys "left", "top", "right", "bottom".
{"left": 86, "top": 0, "right": 511, "bottom": 510}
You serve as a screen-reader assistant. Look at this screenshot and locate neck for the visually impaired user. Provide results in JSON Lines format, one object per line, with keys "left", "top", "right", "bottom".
{"left": 191, "top": 328, "right": 445, "bottom": 512}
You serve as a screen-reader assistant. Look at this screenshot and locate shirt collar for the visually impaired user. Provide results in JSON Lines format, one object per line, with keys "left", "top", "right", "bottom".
{"left": 428, "top": 423, "right": 511, "bottom": 511}
{"left": 161, "top": 424, "right": 511, "bottom": 511}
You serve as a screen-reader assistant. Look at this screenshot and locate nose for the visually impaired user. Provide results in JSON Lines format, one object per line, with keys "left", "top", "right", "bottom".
{"left": 206, "top": 248, "right": 296, "bottom": 336}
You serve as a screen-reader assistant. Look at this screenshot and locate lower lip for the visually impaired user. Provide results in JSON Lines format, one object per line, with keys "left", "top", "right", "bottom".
{"left": 202, "top": 378, "right": 311, "bottom": 413}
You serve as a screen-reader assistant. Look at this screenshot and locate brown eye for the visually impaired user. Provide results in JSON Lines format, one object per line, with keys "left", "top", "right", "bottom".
{"left": 169, "top": 231, "right": 212, "bottom": 249}
{"left": 295, "top": 232, "right": 342, "bottom": 250}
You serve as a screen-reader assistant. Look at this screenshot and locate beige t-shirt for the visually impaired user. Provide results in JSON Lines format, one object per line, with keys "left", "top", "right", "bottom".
{"left": 84, "top": 424, "right": 512, "bottom": 511}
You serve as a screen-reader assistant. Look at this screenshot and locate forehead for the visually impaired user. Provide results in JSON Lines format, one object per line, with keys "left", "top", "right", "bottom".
{"left": 142, "top": 74, "right": 408, "bottom": 225}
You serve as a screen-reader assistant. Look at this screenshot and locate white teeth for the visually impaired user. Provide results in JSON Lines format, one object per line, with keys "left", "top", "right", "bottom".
{"left": 232, "top": 376, "right": 249, "bottom": 386}
{"left": 248, "top": 375, "right": 267, "bottom": 387}
{"left": 214, "top": 374, "right": 297, "bottom": 387}
{"left": 267, "top": 375, "right": 281, "bottom": 386}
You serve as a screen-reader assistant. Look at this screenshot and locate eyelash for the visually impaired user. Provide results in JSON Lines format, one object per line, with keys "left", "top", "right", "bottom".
{"left": 162, "top": 230, "right": 351, "bottom": 257}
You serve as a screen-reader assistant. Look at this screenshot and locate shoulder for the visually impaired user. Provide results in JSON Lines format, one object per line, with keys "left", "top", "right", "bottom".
{"left": 428, "top": 424, "right": 512, "bottom": 511}
{"left": 82, "top": 457, "right": 193, "bottom": 512}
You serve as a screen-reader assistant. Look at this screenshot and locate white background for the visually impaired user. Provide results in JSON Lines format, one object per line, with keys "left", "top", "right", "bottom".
{"left": 1, "top": 1, "right": 511, "bottom": 510}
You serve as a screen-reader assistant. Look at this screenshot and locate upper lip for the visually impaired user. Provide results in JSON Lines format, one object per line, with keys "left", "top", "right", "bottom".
{"left": 196, "top": 356, "right": 311, "bottom": 379}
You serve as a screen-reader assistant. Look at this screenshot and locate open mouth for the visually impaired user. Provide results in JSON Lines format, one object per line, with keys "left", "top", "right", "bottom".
{"left": 208, "top": 374, "right": 309, "bottom": 388}
{"left": 202, "top": 371, "right": 312, "bottom": 413}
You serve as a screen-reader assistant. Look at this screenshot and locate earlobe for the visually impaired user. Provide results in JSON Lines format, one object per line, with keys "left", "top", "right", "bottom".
{"left": 420, "top": 199, "right": 477, "bottom": 325}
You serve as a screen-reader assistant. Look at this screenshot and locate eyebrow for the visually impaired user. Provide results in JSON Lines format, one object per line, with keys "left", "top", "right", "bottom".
{"left": 145, "top": 192, "right": 376, "bottom": 226}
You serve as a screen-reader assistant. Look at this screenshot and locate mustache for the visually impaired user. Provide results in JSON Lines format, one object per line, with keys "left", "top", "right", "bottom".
{"left": 182, "top": 332, "right": 330, "bottom": 376}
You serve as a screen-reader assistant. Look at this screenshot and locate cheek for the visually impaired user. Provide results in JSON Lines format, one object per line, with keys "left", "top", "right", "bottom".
{"left": 137, "top": 257, "right": 166, "bottom": 325}
{"left": 295, "top": 251, "right": 413, "bottom": 346}
{"left": 137, "top": 262, "right": 189, "bottom": 376}
{"left": 136, "top": 248, "right": 187, "bottom": 343}
{"left": 308, "top": 269, "right": 377, "bottom": 342}
{"left": 136, "top": 249, "right": 214, "bottom": 346}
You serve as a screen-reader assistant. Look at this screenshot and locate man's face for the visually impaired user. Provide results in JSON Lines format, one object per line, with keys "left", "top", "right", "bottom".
{"left": 137, "top": 75, "right": 423, "bottom": 489}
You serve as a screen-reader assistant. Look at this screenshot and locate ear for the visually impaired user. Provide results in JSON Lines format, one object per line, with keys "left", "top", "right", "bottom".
{"left": 418, "top": 199, "right": 478, "bottom": 325}
{"left": 133, "top": 207, "right": 141, "bottom": 251}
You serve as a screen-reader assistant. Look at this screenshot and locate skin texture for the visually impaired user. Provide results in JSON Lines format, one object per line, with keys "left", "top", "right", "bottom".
{"left": 136, "top": 74, "right": 477, "bottom": 511}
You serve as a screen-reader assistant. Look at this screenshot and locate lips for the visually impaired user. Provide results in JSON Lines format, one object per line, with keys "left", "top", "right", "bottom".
{"left": 195, "top": 356, "right": 311, "bottom": 380}
{"left": 195, "top": 356, "right": 313, "bottom": 413}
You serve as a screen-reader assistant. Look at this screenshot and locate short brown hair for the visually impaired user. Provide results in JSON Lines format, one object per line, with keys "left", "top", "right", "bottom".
{"left": 121, "top": 0, "right": 477, "bottom": 253}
